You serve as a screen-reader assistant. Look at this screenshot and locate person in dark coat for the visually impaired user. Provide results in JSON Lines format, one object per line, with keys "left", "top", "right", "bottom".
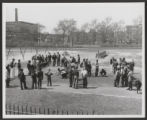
{"left": 52, "top": 53, "right": 57, "bottom": 66}
{"left": 18, "top": 69, "right": 27, "bottom": 90}
{"left": 77, "top": 54, "right": 80, "bottom": 65}
{"left": 6, "top": 64, "right": 10, "bottom": 87}
{"left": 87, "top": 61, "right": 92, "bottom": 77}
{"left": 114, "top": 68, "right": 121, "bottom": 87}
{"left": 17, "top": 59, "right": 21, "bottom": 74}
{"left": 27, "top": 60, "right": 32, "bottom": 75}
{"left": 113, "top": 60, "right": 118, "bottom": 74}
{"left": 72, "top": 67, "right": 79, "bottom": 88}
{"left": 48, "top": 52, "right": 52, "bottom": 66}
{"left": 100, "top": 69, "right": 107, "bottom": 76}
{"left": 95, "top": 60, "right": 99, "bottom": 77}
{"left": 57, "top": 52, "right": 61, "bottom": 66}
{"left": 31, "top": 70, "right": 37, "bottom": 89}
{"left": 69, "top": 67, "right": 74, "bottom": 87}
{"left": 45, "top": 68, "right": 53, "bottom": 86}
{"left": 37, "top": 68, "right": 43, "bottom": 89}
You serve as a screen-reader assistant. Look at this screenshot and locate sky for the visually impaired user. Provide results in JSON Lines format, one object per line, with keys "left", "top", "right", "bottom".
{"left": 3, "top": 3, "right": 144, "bottom": 33}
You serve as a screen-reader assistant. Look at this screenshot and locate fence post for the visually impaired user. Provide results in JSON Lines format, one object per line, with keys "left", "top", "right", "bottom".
{"left": 30, "top": 106, "right": 32, "bottom": 115}
{"left": 44, "top": 108, "right": 45, "bottom": 115}
{"left": 6, "top": 104, "right": 7, "bottom": 114}
{"left": 39, "top": 107, "right": 41, "bottom": 114}
{"left": 92, "top": 110, "right": 95, "bottom": 115}
{"left": 66, "top": 111, "right": 68, "bottom": 115}
{"left": 21, "top": 105, "right": 23, "bottom": 115}
{"left": 35, "top": 107, "right": 36, "bottom": 114}
{"left": 57, "top": 109, "right": 58, "bottom": 115}
{"left": 17, "top": 105, "right": 19, "bottom": 115}
{"left": 9, "top": 104, "right": 11, "bottom": 115}
{"left": 26, "top": 105, "right": 28, "bottom": 115}
{"left": 48, "top": 108, "right": 50, "bottom": 115}
{"left": 13, "top": 104, "right": 15, "bottom": 115}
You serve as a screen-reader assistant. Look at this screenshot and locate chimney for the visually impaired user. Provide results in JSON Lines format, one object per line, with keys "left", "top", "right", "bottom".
{"left": 15, "top": 8, "right": 18, "bottom": 22}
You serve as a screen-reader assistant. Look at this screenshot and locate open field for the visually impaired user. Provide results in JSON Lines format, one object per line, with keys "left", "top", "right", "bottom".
{"left": 5, "top": 48, "right": 143, "bottom": 115}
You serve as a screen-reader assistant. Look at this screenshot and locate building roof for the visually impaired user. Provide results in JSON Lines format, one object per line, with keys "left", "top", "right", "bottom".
{"left": 6, "top": 21, "right": 37, "bottom": 26}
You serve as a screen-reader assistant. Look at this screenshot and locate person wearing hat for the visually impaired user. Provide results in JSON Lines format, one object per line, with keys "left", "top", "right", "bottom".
{"left": 95, "top": 60, "right": 99, "bottom": 77}
{"left": 81, "top": 67, "right": 88, "bottom": 88}
{"left": 120, "top": 66, "right": 125, "bottom": 87}
{"left": 69, "top": 66, "right": 74, "bottom": 87}
{"left": 27, "top": 60, "right": 32, "bottom": 75}
{"left": 113, "top": 59, "right": 118, "bottom": 74}
{"left": 127, "top": 69, "right": 133, "bottom": 90}
{"left": 17, "top": 59, "right": 21, "bottom": 75}
{"left": 72, "top": 66, "right": 79, "bottom": 88}
{"left": 18, "top": 69, "right": 27, "bottom": 90}
{"left": 45, "top": 68, "right": 53, "bottom": 86}
{"left": 10, "top": 58, "right": 16, "bottom": 79}
{"left": 31, "top": 69, "right": 38, "bottom": 89}
{"left": 37, "top": 68, "right": 44, "bottom": 89}
{"left": 6, "top": 64, "right": 10, "bottom": 88}
{"left": 114, "top": 68, "right": 121, "bottom": 87}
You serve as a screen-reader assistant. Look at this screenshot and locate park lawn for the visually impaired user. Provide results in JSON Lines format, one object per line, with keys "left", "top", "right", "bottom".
{"left": 6, "top": 67, "right": 142, "bottom": 115}
{"left": 5, "top": 48, "right": 143, "bottom": 115}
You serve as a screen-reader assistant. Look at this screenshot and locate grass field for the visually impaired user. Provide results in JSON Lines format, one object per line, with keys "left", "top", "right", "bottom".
{"left": 5, "top": 48, "right": 143, "bottom": 115}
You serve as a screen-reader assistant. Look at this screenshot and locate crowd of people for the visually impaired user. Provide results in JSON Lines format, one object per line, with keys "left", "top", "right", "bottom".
{"left": 6, "top": 51, "right": 101, "bottom": 90}
{"left": 5, "top": 51, "right": 141, "bottom": 92}
{"left": 110, "top": 57, "right": 141, "bottom": 91}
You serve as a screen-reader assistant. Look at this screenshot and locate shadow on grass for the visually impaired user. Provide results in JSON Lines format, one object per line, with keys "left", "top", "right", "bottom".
{"left": 126, "top": 88, "right": 142, "bottom": 94}
{"left": 7, "top": 85, "right": 19, "bottom": 88}
{"left": 87, "top": 86, "right": 97, "bottom": 89}
{"left": 52, "top": 85, "right": 60, "bottom": 86}
{"left": 75, "top": 85, "right": 97, "bottom": 89}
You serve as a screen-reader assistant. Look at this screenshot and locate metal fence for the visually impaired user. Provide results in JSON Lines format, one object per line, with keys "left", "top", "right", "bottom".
{"left": 6, "top": 104, "right": 97, "bottom": 115}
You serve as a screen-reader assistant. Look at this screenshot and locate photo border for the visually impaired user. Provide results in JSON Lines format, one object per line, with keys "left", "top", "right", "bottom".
{"left": 1, "top": 1, "right": 146, "bottom": 119}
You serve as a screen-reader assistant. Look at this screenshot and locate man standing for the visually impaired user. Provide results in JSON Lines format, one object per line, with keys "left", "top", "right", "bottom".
{"left": 114, "top": 68, "right": 121, "bottom": 87}
{"left": 81, "top": 67, "right": 88, "bottom": 88}
{"left": 10, "top": 58, "right": 16, "bottom": 79}
{"left": 73, "top": 67, "right": 79, "bottom": 88}
{"left": 31, "top": 70, "right": 37, "bottom": 89}
{"left": 95, "top": 60, "right": 99, "bottom": 77}
{"left": 18, "top": 69, "right": 27, "bottom": 90}
{"left": 77, "top": 54, "right": 80, "bottom": 65}
{"left": 87, "top": 61, "right": 92, "bottom": 77}
{"left": 69, "top": 66, "right": 74, "bottom": 87}
{"left": 37, "top": 68, "right": 44, "bottom": 89}
{"left": 17, "top": 59, "right": 21, "bottom": 74}
{"left": 57, "top": 52, "right": 61, "bottom": 66}
{"left": 27, "top": 60, "right": 32, "bottom": 75}
{"left": 52, "top": 53, "right": 57, "bottom": 66}
{"left": 6, "top": 64, "right": 10, "bottom": 88}
{"left": 45, "top": 68, "right": 53, "bottom": 86}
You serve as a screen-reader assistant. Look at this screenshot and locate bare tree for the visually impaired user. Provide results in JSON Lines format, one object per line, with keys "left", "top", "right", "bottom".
{"left": 54, "top": 19, "right": 77, "bottom": 46}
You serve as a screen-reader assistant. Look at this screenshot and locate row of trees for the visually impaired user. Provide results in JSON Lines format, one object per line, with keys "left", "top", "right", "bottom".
{"left": 52, "top": 16, "right": 142, "bottom": 47}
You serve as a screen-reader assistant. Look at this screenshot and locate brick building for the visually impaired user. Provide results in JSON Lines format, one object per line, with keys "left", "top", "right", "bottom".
{"left": 6, "top": 8, "right": 38, "bottom": 47}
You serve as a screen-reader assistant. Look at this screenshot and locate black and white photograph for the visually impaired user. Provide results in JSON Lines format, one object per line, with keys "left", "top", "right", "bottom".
{"left": 2, "top": 3, "right": 145, "bottom": 118}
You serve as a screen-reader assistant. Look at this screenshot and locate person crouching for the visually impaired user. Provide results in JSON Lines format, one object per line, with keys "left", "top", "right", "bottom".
{"left": 100, "top": 69, "right": 107, "bottom": 77}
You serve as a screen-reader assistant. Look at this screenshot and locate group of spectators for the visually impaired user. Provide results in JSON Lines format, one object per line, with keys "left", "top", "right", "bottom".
{"left": 110, "top": 57, "right": 136, "bottom": 89}
{"left": 6, "top": 51, "right": 138, "bottom": 91}
{"left": 6, "top": 50, "right": 107, "bottom": 90}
